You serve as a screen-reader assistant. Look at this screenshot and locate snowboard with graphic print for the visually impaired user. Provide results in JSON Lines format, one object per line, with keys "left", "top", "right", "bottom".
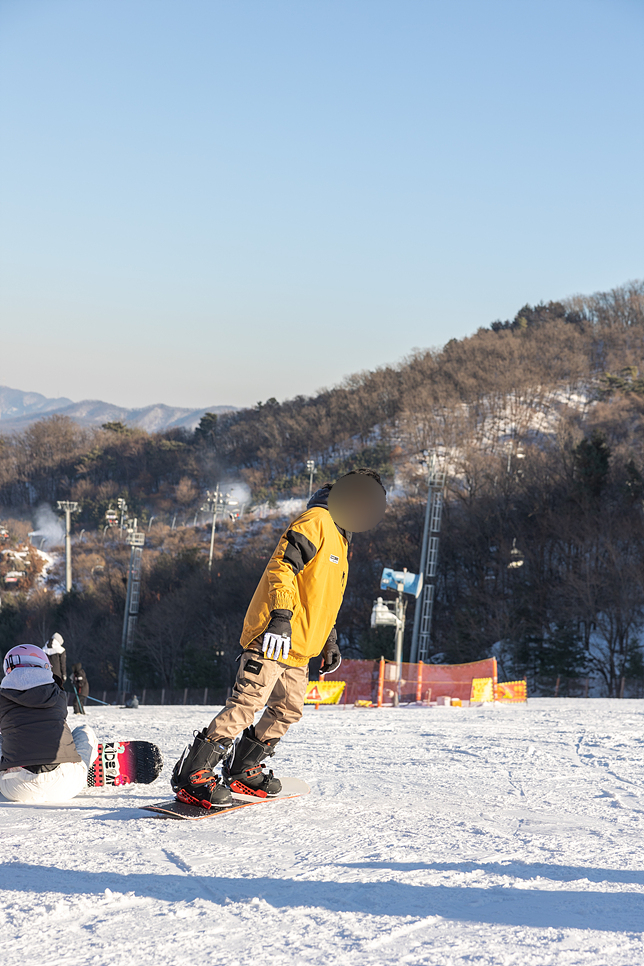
{"left": 87, "top": 740, "right": 163, "bottom": 787}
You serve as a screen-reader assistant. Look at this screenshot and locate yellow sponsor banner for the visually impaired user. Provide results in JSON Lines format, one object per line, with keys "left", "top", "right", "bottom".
{"left": 470, "top": 677, "right": 494, "bottom": 703}
{"left": 304, "top": 680, "right": 346, "bottom": 705}
{"left": 497, "top": 680, "right": 527, "bottom": 703}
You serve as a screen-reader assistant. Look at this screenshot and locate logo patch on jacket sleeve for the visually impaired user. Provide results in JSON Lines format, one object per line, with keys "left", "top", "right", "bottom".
{"left": 245, "top": 659, "right": 263, "bottom": 675}
{"left": 329, "top": 554, "right": 339, "bottom": 564}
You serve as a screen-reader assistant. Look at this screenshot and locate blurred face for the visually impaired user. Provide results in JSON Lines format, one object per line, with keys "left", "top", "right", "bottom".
{"left": 327, "top": 474, "right": 386, "bottom": 532}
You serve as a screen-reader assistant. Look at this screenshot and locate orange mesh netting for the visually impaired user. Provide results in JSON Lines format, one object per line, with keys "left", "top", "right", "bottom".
{"left": 405, "top": 659, "right": 498, "bottom": 704}
{"left": 321, "top": 658, "right": 498, "bottom": 705}
{"left": 320, "top": 660, "right": 381, "bottom": 705}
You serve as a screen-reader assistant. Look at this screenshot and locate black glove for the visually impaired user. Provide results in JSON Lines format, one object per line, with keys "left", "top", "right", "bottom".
{"left": 264, "top": 609, "right": 293, "bottom": 639}
{"left": 320, "top": 627, "right": 342, "bottom": 675}
{"left": 262, "top": 609, "right": 293, "bottom": 661}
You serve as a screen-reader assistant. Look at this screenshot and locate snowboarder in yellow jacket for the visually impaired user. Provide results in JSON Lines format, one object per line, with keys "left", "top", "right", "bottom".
{"left": 172, "top": 468, "right": 387, "bottom": 809}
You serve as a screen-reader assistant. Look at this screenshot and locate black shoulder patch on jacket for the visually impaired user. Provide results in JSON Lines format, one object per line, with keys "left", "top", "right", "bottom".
{"left": 283, "top": 529, "right": 318, "bottom": 575}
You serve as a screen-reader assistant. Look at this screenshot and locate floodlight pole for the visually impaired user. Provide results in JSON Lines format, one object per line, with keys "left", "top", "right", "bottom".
{"left": 201, "top": 486, "right": 239, "bottom": 574}
{"left": 208, "top": 489, "right": 218, "bottom": 573}
{"left": 201, "top": 486, "right": 220, "bottom": 574}
{"left": 117, "top": 498, "right": 128, "bottom": 532}
{"left": 306, "top": 460, "right": 315, "bottom": 499}
{"left": 56, "top": 501, "right": 79, "bottom": 593}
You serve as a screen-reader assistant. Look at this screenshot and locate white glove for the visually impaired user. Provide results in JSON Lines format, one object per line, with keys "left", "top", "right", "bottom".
{"left": 262, "top": 632, "right": 291, "bottom": 661}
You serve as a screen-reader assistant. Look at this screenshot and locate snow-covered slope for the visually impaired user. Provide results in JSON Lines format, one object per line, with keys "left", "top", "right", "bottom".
{"left": 0, "top": 385, "right": 236, "bottom": 433}
{"left": 2, "top": 699, "right": 644, "bottom": 965}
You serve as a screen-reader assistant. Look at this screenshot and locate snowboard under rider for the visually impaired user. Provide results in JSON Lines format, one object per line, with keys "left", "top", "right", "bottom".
{"left": 172, "top": 467, "right": 387, "bottom": 809}
{"left": 0, "top": 644, "right": 99, "bottom": 804}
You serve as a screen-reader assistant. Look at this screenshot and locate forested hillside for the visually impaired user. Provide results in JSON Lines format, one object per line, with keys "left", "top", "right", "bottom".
{"left": 1, "top": 280, "right": 644, "bottom": 697}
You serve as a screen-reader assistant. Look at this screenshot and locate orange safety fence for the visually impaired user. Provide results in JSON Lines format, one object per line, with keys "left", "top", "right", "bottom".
{"left": 320, "top": 660, "right": 380, "bottom": 705}
{"left": 321, "top": 657, "right": 498, "bottom": 705}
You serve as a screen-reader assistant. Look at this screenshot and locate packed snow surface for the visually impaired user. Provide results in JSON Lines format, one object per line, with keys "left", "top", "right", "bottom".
{"left": 2, "top": 699, "right": 644, "bottom": 965}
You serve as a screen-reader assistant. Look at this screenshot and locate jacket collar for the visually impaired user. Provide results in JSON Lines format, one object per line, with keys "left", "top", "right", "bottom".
{"left": 307, "top": 484, "right": 352, "bottom": 544}
{"left": 307, "top": 484, "right": 332, "bottom": 511}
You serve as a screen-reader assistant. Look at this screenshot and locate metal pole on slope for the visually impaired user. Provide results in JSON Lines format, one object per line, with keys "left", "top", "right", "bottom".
{"left": 119, "top": 545, "right": 134, "bottom": 691}
{"left": 377, "top": 656, "right": 385, "bottom": 707}
{"left": 56, "top": 501, "right": 79, "bottom": 593}
{"left": 209, "top": 486, "right": 218, "bottom": 572}
{"left": 201, "top": 486, "right": 220, "bottom": 574}
{"left": 202, "top": 486, "right": 238, "bottom": 574}
{"left": 65, "top": 508, "right": 72, "bottom": 590}
{"left": 118, "top": 523, "right": 145, "bottom": 693}
{"left": 392, "top": 582, "right": 406, "bottom": 707}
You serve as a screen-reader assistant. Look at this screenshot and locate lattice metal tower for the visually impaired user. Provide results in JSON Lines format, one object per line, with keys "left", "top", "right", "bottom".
{"left": 409, "top": 456, "right": 446, "bottom": 663}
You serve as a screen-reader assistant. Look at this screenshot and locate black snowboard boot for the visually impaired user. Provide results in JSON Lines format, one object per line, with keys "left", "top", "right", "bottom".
{"left": 222, "top": 725, "right": 281, "bottom": 798}
{"left": 171, "top": 729, "right": 233, "bottom": 809}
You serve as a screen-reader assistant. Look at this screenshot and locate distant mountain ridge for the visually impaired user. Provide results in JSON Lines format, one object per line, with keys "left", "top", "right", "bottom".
{"left": 0, "top": 385, "right": 236, "bottom": 434}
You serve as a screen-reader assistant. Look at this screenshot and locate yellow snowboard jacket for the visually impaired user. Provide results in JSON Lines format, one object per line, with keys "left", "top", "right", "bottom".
{"left": 240, "top": 500, "right": 349, "bottom": 667}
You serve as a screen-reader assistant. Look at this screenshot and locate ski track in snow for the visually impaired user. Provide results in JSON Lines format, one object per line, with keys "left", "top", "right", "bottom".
{"left": 2, "top": 698, "right": 644, "bottom": 965}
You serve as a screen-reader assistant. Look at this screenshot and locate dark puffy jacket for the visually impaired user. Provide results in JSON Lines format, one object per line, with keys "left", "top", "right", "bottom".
{"left": 71, "top": 665, "right": 89, "bottom": 697}
{"left": 45, "top": 649, "right": 66, "bottom": 682}
{"left": 0, "top": 683, "right": 81, "bottom": 770}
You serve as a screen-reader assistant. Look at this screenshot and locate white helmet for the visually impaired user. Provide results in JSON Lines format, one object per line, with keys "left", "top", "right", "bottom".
{"left": 45, "top": 632, "right": 65, "bottom": 654}
{"left": 3, "top": 644, "right": 52, "bottom": 676}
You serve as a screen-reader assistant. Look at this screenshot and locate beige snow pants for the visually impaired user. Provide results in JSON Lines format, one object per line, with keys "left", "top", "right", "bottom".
{"left": 207, "top": 648, "right": 309, "bottom": 743}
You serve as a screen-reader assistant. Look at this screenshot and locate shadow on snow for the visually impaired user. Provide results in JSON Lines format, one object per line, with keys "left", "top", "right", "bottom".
{"left": 340, "top": 860, "right": 644, "bottom": 887}
{"left": 3, "top": 862, "right": 644, "bottom": 933}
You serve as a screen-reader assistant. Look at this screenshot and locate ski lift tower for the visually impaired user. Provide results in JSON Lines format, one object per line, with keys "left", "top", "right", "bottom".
{"left": 117, "top": 522, "right": 145, "bottom": 693}
{"left": 409, "top": 455, "right": 446, "bottom": 663}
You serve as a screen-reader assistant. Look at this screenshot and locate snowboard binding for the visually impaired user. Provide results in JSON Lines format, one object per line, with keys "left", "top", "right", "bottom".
{"left": 222, "top": 725, "right": 282, "bottom": 798}
{"left": 171, "top": 729, "right": 233, "bottom": 809}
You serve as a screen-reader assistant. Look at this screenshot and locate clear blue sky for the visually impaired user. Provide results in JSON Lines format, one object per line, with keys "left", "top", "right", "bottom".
{"left": 1, "top": 0, "right": 642, "bottom": 410}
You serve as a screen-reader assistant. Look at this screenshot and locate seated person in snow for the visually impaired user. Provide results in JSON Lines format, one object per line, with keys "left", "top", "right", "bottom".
{"left": 0, "top": 644, "right": 98, "bottom": 804}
